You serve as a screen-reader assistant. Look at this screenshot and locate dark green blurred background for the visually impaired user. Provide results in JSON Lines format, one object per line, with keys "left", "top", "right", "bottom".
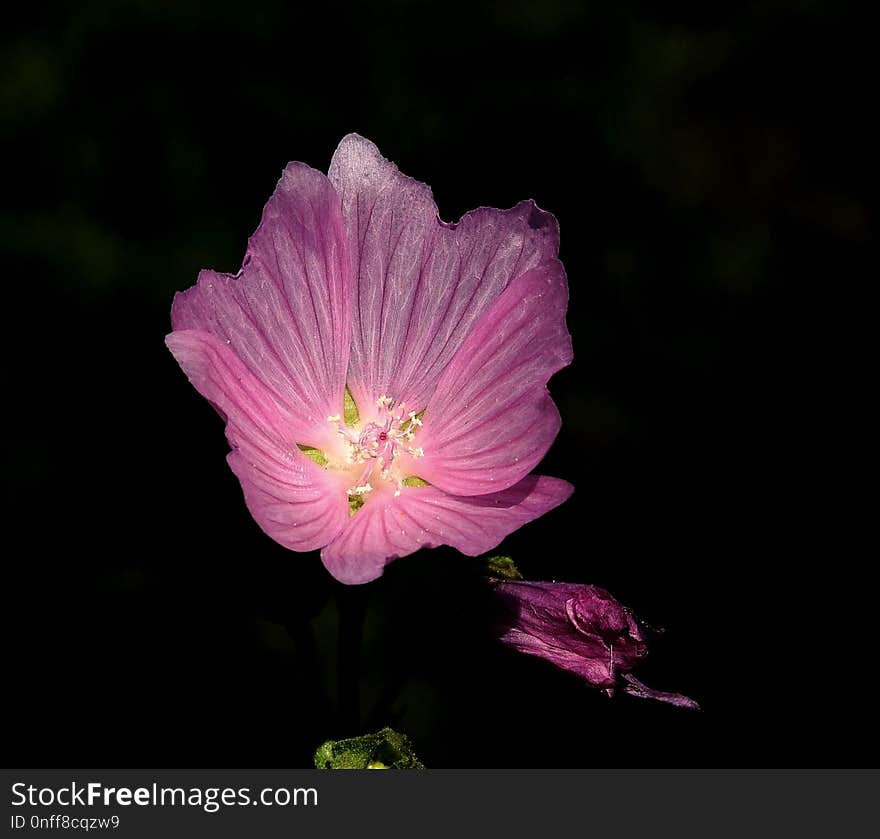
{"left": 2, "top": 1, "right": 871, "bottom": 766}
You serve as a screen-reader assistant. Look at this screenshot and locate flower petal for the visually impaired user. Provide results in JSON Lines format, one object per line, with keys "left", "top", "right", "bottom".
{"left": 414, "top": 261, "right": 571, "bottom": 496}
{"left": 166, "top": 330, "right": 349, "bottom": 551}
{"left": 328, "top": 133, "right": 559, "bottom": 416}
{"left": 498, "top": 628, "right": 619, "bottom": 688}
{"left": 620, "top": 673, "right": 701, "bottom": 710}
{"left": 320, "top": 475, "right": 572, "bottom": 584}
{"left": 171, "top": 162, "right": 350, "bottom": 450}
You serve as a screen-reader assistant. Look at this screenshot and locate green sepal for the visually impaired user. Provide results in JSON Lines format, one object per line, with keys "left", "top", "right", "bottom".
{"left": 402, "top": 476, "right": 430, "bottom": 487}
{"left": 344, "top": 387, "right": 360, "bottom": 427}
{"left": 314, "top": 727, "right": 425, "bottom": 769}
{"left": 297, "top": 444, "right": 328, "bottom": 467}
{"left": 485, "top": 555, "right": 523, "bottom": 580}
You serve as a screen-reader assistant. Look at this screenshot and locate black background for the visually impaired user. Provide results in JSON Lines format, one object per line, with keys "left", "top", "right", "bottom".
{"left": 2, "top": 1, "right": 871, "bottom": 767}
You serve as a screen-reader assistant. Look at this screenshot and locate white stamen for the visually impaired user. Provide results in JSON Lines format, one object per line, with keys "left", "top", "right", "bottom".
{"left": 336, "top": 395, "right": 428, "bottom": 504}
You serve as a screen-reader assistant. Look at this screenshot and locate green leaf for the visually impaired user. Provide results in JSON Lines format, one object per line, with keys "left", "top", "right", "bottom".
{"left": 297, "top": 444, "right": 328, "bottom": 468}
{"left": 485, "top": 555, "right": 523, "bottom": 580}
{"left": 343, "top": 387, "right": 360, "bottom": 427}
{"left": 314, "top": 727, "right": 425, "bottom": 769}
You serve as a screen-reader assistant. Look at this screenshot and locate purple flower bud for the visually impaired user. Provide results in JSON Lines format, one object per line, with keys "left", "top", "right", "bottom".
{"left": 492, "top": 580, "right": 699, "bottom": 709}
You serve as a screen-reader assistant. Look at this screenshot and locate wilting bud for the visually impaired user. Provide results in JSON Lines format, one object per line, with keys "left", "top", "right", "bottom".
{"left": 491, "top": 580, "right": 698, "bottom": 709}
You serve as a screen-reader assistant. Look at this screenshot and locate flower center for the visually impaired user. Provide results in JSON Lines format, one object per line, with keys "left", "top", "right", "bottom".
{"left": 326, "top": 395, "right": 425, "bottom": 508}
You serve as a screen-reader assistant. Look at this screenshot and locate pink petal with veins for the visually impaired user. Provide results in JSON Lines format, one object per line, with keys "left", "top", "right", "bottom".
{"left": 328, "top": 133, "right": 559, "bottom": 416}
{"left": 167, "top": 330, "right": 349, "bottom": 551}
{"left": 171, "top": 162, "right": 350, "bottom": 452}
{"left": 321, "top": 476, "right": 572, "bottom": 584}
{"left": 416, "top": 261, "right": 571, "bottom": 496}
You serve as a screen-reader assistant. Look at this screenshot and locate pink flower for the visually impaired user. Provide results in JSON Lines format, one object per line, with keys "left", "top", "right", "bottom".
{"left": 166, "top": 135, "right": 573, "bottom": 584}
{"left": 492, "top": 580, "right": 699, "bottom": 709}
